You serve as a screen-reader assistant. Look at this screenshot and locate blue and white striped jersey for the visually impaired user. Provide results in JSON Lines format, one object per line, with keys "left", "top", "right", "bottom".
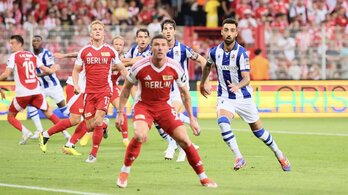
{"left": 35, "top": 48, "right": 60, "bottom": 88}
{"left": 208, "top": 42, "right": 253, "bottom": 99}
{"left": 125, "top": 44, "right": 151, "bottom": 58}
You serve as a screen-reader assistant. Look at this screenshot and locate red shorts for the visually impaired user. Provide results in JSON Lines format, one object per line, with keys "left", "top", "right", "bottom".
{"left": 133, "top": 101, "right": 183, "bottom": 135}
{"left": 9, "top": 94, "right": 48, "bottom": 113}
{"left": 66, "top": 84, "right": 84, "bottom": 115}
{"left": 84, "top": 92, "right": 112, "bottom": 119}
{"left": 110, "top": 85, "right": 121, "bottom": 102}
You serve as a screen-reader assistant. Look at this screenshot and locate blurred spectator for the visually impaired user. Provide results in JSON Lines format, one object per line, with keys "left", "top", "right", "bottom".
{"left": 308, "top": 63, "right": 321, "bottom": 80}
{"left": 181, "top": 0, "right": 195, "bottom": 26}
{"left": 238, "top": 9, "right": 257, "bottom": 47}
{"left": 147, "top": 15, "right": 161, "bottom": 36}
{"left": 288, "top": 58, "right": 301, "bottom": 80}
{"left": 250, "top": 48, "right": 270, "bottom": 80}
{"left": 205, "top": 0, "right": 220, "bottom": 27}
{"left": 44, "top": 8, "right": 58, "bottom": 31}
{"left": 128, "top": 0, "right": 139, "bottom": 25}
{"left": 275, "top": 58, "right": 289, "bottom": 79}
{"left": 289, "top": 0, "right": 309, "bottom": 25}
{"left": 277, "top": 30, "right": 296, "bottom": 61}
{"left": 114, "top": 0, "right": 129, "bottom": 25}
{"left": 220, "top": 0, "right": 236, "bottom": 23}
{"left": 311, "top": 0, "right": 329, "bottom": 25}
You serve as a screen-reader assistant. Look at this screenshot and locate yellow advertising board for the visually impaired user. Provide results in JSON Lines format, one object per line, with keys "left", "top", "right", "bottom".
{"left": 197, "top": 81, "right": 348, "bottom": 118}
{"left": 0, "top": 82, "right": 26, "bottom": 120}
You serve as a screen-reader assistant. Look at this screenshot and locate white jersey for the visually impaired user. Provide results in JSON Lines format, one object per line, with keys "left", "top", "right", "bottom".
{"left": 35, "top": 48, "right": 61, "bottom": 89}
{"left": 66, "top": 69, "right": 86, "bottom": 93}
{"left": 208, "top": 42, "right": 253, "bottom": 99}
{"left": 125, "top": 44, "right": 151, "bottom": 58}
{"left": 7, "top": 51, "right": 43, "bottom": 97}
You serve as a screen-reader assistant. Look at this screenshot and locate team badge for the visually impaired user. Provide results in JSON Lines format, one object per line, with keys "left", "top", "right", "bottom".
{"left": 101, "top": 52, "right": 110, "bottom": 56}
{"left": 175, "top": 51, "right": 179, "bottom": 56}
{"left": 231, "top": 54, "right": 235, "bottom": 60}
{"left": 162, "top": 75, "right": 173, "bottom": 80}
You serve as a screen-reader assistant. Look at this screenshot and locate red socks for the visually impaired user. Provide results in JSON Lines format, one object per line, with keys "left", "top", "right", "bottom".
{"left": 8, "top": 115, "right": 22, "bottom": 131}
{"left": 47, "top": 119, "right": 72, "bottom": 136}
{"left": 48, "top": 114, "right": 60, "bottom": 124}
{"left": 70, "top": 120, "right": 87, "bottom": 145}
{"left": 121, "top": 113, "right": 128, "bottom": 139}
{"left": 124, "top": 138, "right": 142, "bottom": 166}
{"left": 90, "top": 125, "right": 103, "bottom": 157}
{"left": 184, "top": 144, "right": 204, "bottom": 175}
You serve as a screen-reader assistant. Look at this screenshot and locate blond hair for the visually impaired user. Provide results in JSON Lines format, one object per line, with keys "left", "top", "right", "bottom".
{"left": 112, "top": 35, "right": 125, "bottom": 44}
{"left": 89, "top": 20, "right": 104, "bottom": 33}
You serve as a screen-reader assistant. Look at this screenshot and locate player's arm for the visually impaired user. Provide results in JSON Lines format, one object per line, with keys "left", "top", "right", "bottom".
{"left": 72, "top": 64, "right": 81, "bottom": 94}
{"left": 199, "top": 59, "right": 214, "bottom": 98}
{"left": 0, "top": 68, "right": 12, "bottom": 81}
{"left": 227, "top": 52, "right": 250, "bottom": 93}
{"left": 39, "top": 64, "right": 58, "bottom": 75}
{"left": 115, "top": 79, "right": 133, "bottom": 130}
{"left": 54, "top": 52, "right": 78, "bottom": 59}
{"left": 0, "top": 88, "right": 6, "bottom": 100}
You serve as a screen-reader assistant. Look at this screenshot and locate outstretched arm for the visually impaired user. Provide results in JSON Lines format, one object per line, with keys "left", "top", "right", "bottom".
{"left": 199, "top": 60, "right": 213, "bottom": 98}
{"left": 0, "top": 68, "right": 12, "bottom": 81}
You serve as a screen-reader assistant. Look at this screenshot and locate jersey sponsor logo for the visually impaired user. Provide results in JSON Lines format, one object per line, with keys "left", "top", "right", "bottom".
{"left": 144, "top": 81, "right": 171, "bottom": 88}
{"left": 101, "top": 52, "right": 110, "bottom": 57}
{"left": 87, "top": 52, "right": 92, "bottom": 57}
{"left": 135, "top": 114, "right": 145, "bottom": 120}
{"left": 231, "top": 54, "right": 235, "bottom": 60}
{"left": 86, "top": 57, "right": 109, "bottom": 64}
{"left": 217, "top": 64, "right": 239, "bottom": 71}
{"left": 79, "top": 108, "right": 84, "bottom": 113}
{"left": 144, "top": 75, "right": 152, "bottom": 80}
{"left": 162, "top": 75, "right": 173, "bottom": 80}
{"left": 84, "top": 112, "right": 92, "bottom": 118}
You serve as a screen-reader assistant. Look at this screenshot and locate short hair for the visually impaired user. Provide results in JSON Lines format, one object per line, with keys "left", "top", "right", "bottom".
{"left": 10, "top": 35, "right": 24, "bottom": 45}
{"left": 112, "top": 35, "right": 125, "bottom": 44}
{"left": 254, "top": 48, "right": 262, "bottom": 55}
{"left": 161, "top": 19, "right": 176, "bottom": 31}
{"left": 33, "top": 35, "right": 43, "bottom": 40}
{"left": 89, "top": 20, "right": 104, "bottom": 33}
{"left": 222, "top": 18, "right": 238, "bottom": 28}
{"left": 150, "top": 34, "right": 168, "bottom": 45}
{"left": 136, "top": 28, "right": 150, "bottom": 37}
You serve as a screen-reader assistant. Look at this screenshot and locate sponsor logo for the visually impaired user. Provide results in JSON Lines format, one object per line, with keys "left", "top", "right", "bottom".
{"left": 79, "top": 109, "right": 84, "bottom": 113}
{"left": 144, "top": 75, "right": 152, "bottom": 80}
{"left": 175, "top": 51, "right": 180, "bottom": 56}
{"left": 231, "top": 54, "right": 235, "bottom": 60}
{"left": 144, "top": 81, "right": 171, "bottom": 88}
{"left": 87, "top": 52, "right": 92, "bottom": 57}
{"left": 84, "top": 112, "right": 92, "bottom": 118}
{"left": 101, "top": 52, "right": 110, "bottom": 56}
{"left": 162, "top": 75, "right": 173, "bottom": 80}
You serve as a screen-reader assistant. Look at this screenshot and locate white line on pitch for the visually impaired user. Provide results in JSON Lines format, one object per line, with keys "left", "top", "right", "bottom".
{"left": 0, "top": 183, "right": 110, "bottom": 195}
{"left": 203, "top": 128, "right": 348, "bottom": 137}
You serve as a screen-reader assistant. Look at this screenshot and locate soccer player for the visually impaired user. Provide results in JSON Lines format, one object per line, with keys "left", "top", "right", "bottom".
{"left": 0, "top": 35, "right": 60, "bottom": 145}
{"left": 199, "top": 18, "right": 291, "bottom": 171}
{"left": 73, "top": 20, "right": 125, "bottom": 163}
{"left": 29, "top": 35, "right": 70, "bottom": 140}
{"left": 160, "top": 19, "right": 207, "bottom": 162}
{"left": 115, "top": 34, "right": 217, "bottom": 188}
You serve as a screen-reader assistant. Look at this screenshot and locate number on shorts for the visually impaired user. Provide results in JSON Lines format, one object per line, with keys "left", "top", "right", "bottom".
{"left": 104, "top": 96, "right": 110, "bottom": 110}
{"left": 171, "top": 108, "right": 179, "bottom": 120}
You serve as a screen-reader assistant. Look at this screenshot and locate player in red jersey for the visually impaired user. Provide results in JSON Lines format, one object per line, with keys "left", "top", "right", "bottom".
{"left": 0, "top": 35, "right": 60, "bottom": 145}
{"left": 73, "top": 20, "right": 126, "bottom": 163}
{"left": 115, "top": 34, "right": 217, "bottom": 188}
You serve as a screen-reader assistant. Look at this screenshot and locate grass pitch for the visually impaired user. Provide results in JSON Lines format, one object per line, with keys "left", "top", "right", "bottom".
{"left": 0, "top": 118, "right": 347, "bottom": 195}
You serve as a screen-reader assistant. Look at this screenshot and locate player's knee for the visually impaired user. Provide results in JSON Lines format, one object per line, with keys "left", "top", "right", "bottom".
{"left": 218, "top": 115, "right": 230, "bottom": 126}
{"left": 69, "top": 116, "right": 81, "bottom": 126}
{"left": 133, "top": 132, "right": 147, "bottom": 143}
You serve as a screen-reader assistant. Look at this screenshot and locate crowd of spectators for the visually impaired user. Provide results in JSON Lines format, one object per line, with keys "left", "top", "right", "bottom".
{"left": 0, "top": 0, "right": 348, "bottom": 80}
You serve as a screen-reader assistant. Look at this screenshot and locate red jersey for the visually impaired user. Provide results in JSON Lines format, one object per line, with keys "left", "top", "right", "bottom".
{"left": 75, "top": 44, "right": 121, "bottom": 94}
{"left": 111, "top": 70, "right": 122, "bottom": 86}
{"left": 127, "top": 56, "right": 187, "bottom": 106}
{"left": 7, "top": 51, "right": 43, "bottom": 97}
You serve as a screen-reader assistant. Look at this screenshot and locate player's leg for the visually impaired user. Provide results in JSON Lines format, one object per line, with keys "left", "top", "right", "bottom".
{"left": 249, "top": 120, "right": 291, "bottom": 171}
{"left": 117, "top": 103, "right": 152, "bottom": 188}
{"left": 7, "top": 97, "right": 33, "bottom": 145}
{"left": 27, "top": 105, "right": 44, "bottom": 139}
{"left": 111, "top": 87, "right": 129, "bottom": 146}
{"left": 217, "top": 97, "right": 245, "bottom": 170}
{"left": 62, "top": 119, "right": 91, "bottom": 156}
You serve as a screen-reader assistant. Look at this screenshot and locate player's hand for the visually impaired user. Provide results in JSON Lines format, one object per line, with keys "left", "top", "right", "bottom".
{"left": 199, "top": 82, "right": 211, "bottom": 98}
{"left": 74, "top": 85, "right": 81, "bottom": 95}
{"left": 115, "top": 112, "right": 124, "bottom": 132}
{"left": 54, "top": 52, "right": 65, "bottom": 59}
{"left": 190, "top": 117, "right": 201, "bottom": 136}
{"left": 0, "top": 89, "right": 6, "bottom": 100}
{"left": 50, "top": 64, "right": 60, "bottom": 73}
{"left": 227, "top": 80, "right": 238, "bottom": 93}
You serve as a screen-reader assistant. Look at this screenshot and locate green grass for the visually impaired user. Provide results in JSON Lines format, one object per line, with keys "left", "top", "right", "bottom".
{"left": 0, "top": 118, "right": 347, "bottom": 194}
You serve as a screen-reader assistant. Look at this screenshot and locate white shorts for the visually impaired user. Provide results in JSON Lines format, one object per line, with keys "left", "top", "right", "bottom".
{"left": 217, "top": 97, "right": 259, "bottom": 123}
{"left": 168, "top": 83, "right": 183, "bottom": 105}
{"left": 41, "top": 84, "right": 65, "bottom": 104}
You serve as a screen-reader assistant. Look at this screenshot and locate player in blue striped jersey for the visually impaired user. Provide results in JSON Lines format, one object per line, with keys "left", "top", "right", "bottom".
{"left": 160, "top": 19, "right": 207, "bottom": 162}
{"left": 29, "top": 35, "right": 70, "bottom": 140}
{"left": 200, "top": 18, "right": 290, "bottom": 171}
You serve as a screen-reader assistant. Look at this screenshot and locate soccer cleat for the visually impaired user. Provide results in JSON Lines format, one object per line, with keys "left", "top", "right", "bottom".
{"left": 19, "top": 131, "right": 33, "bottom": 145}
{"left": 123, "top": 139, "right": 129, "bottom": 147}
{"left": 62, "top": 146, "right": 82, "bottom": 156}
{"left": 103, "top": 118, "right": 109, "bottom": 139}
{"left": 200, "top": 178, "right": 218, "bottom": 188}
{"left": 164, "top": 145, "right": 177, "bottom": 160}
{"left": 30, "top": 130, "right": 42, "bottom": 140}
{"left": 85, "top": 154, "right": 97, "bottom": 163}
{"left": 176, "top": 147, "right": 186, "bottom": 162}
{"left": 79, "top": 133, "right": 92, "bottom": 146}
{"left": 278, "top": 156, "right": 291, "bottom": 171}
{"left": 62, "top": 130, "right": 71, "bottom": 141}
{"left": 234, "top": 157, "right": 246, "bottom": 171}
{"left": 38, "top": 133, "right": 47, "bottom": 153}
{"left": 117, "top": 172, "right": 129, "bottom": 188}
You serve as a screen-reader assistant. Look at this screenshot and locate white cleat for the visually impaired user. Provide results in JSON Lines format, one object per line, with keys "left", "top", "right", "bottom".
{"left": 62, "top": 130, "right": 71, "bottom": 141}
{"left": 176, "top": 147, "right": 186, "bottom": 162}
{"left": 30, "top": 130, "right": 42, "bottom": 140}
{"left": 85, "top": 154, "right": 97, "bottom": 163}
{"left": 164, "top": 146, "right": 176, "bottom": 160}
{"left": 19, "top": 131, "right": 33, "bottom": 145}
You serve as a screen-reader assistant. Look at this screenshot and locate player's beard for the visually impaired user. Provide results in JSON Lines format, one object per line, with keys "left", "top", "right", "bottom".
{"left": 224, "top": 36, "right": 235, "bottom": 46}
